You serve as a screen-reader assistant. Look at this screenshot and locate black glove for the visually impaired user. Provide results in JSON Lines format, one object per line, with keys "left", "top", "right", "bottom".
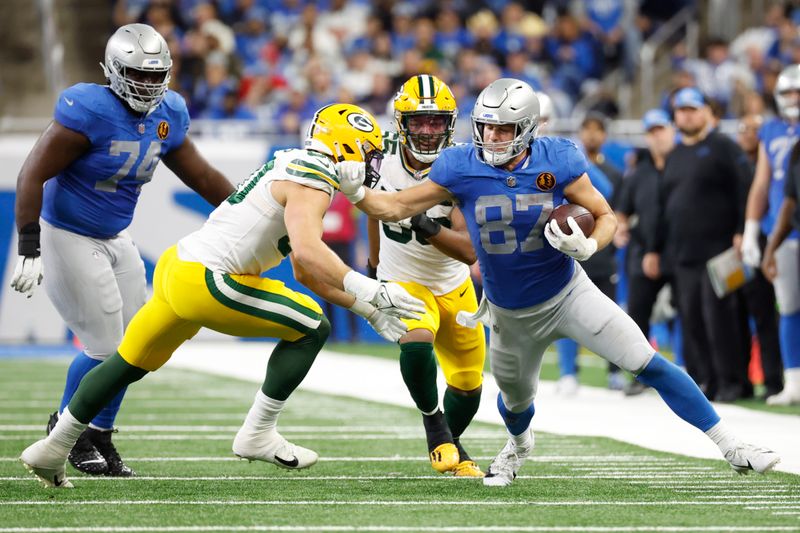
{"left": 18, "top": 222, "right": 41, "bottom": 257}
{"left": 410, "top": 213, "right": 441, "bottom": 240}
{"left": 366, "top": 259, "right": 378, "bottom": 279}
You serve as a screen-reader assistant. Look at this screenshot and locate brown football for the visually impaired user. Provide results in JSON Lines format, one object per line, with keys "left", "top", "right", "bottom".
{"left": 547, "top": 204, "right": 595, "bottom": 237}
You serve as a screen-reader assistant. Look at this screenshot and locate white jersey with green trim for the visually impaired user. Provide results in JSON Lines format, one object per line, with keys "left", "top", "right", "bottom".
{"left": 376, "top": 132, "right": 470, "bottom": 295}
{"left": 178, "top": 148, "right": 337, "bottom": 275}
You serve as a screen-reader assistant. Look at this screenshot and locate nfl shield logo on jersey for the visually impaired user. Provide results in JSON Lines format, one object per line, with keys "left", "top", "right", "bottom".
{"left": 506, "top": 176, "right": 516, "bottom": 187}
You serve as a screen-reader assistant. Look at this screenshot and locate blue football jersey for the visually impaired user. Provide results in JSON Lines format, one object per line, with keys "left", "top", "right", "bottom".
{"left": 758, "top": 118, "right": 799, "bottom": 237}
{"left": 429, "top": 137, "right": 589, "bottom": 309}
{"left": 41, "top": 83, "right": 190, "bottom": 238}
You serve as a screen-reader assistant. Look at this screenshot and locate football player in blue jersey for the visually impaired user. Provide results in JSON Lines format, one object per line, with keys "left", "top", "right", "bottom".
{"left": 741, "top": 64, "right": 800, "bottom": 406}
{"left": 10, "top": 24, "right": 234, "bottom": 476}
{"left": 338, "top": 78, "right": 781, "bottom": 486}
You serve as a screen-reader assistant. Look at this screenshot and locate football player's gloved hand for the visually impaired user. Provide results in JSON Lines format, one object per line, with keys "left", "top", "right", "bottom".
{"left": 410, "top": 213, "right": 441, "bottom": 240}
{"left": 349, "top": 300, "right": 407, "bottom": 343}
{"left": 741, "top": 219, "right": 762, "bottom": 268}
{"left": 10, "top": 223, "right": 43, "bottom": 298}
{"left": 335, "top": 161, "right": 366, "bottom": 203}
{"left": 544, "top": 217, "right": 598, "bottom": 261}
{"left": 343, "top": 270, "right": 425, "bottom": 319}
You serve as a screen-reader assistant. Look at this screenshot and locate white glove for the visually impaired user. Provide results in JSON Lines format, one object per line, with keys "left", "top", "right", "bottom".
{"left": 349, "top": 300, "right": 408, "bottom": 342}
{"left": 741, "top": 219, "right": 762, "bottom": 268}
{"left": 10, "top": 255, "right": 43, "bottom": 298}
{"left": 335, "top": 161, "right": 366, "bottom": 203}
{"left": 343, "top": 270, "right": 425, "bottom": 319}
{"left": 544, "top": 217, "right": 598, "bottom": 261}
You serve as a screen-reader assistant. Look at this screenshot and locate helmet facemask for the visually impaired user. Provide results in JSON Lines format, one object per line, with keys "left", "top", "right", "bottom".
{"left": 399, "top": 111, "right": 455, "bottom": 164}
{"left": 472, "top": 117, "right": 538, "bottom": 166}
{"left": 102, "top": 59, "right": 171, "bottom": 114}
{"left": 777, "top": 89, "right": 800, "bottom": 121}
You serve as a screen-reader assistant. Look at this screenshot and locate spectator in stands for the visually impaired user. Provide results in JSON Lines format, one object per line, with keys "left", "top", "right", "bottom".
{"left": 203, "top": 87, "right": 257, "bottom": 120}
{"left": 435, "top": 7, "right": 473, "bottom": 62}
{"left": 652, "top": 88, "right": 753, "bottom": 402}
{"left": 390, "top": 2, "right": 417, "bottom": 55}
{"left": 684, "top": 37, "right": 755, "bottom": 117}
{"left": 735, "top": 113, "right": 785, "bottom": 400}
{"left": 545, "top": 10, "right": 600, "bottom": 102}
{"left": 617, "top": 109, "right": 677, "bottom": 396}
{"left": 190, "top": 52, "right": 236, "bottom": 118}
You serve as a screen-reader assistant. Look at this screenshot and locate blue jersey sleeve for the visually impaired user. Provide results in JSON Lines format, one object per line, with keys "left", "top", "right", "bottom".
{"left": 562, "top": 139, "right": 590, "bottom": 183}
{"left": 53, "top": 86, "right": 96, "bottom": 143}
{"left": 162, "top": 91, "right": 190, "bottom": 152}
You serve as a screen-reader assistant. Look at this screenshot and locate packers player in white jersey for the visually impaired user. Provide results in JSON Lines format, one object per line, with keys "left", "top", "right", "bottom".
{"left": 367, "top": 75, "right": 486, "bottom": 477}
{"left": 20, "top": 103, "right": 425, "bottom": 489}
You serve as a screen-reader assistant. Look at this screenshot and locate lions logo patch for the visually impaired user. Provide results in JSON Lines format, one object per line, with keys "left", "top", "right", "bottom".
{"left": 536, "top": 172, "right": 556, "bottom": 191}
{"left": 346, "top": 112, "right": 374, "bottom": 132}
{"left": 157, "top": 121, "right": 169, "bottom": 140}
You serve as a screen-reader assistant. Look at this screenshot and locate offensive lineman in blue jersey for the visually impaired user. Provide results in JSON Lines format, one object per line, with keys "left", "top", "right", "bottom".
{"left": 338, "top": 78, "right": 781, "bottom": 486}
{"left": 741, "top": 64, "right": 800, "bottom": 405}
{"left": 10, "top": 24, "right": 234, "bottom": 476}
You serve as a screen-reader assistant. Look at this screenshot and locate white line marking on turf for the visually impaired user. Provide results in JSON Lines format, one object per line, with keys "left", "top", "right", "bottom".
{"left": 1, "top": 527, "right": 799, "bottom": 532}
{"left": 0, "top": 500, "right": 793, "bottom": 506}
{"left": 0, "top": 456, "right": 682, "bottom": 463}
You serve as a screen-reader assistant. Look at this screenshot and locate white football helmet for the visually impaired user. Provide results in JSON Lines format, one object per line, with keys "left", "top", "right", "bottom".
{"left": 100, "top": 24, "right": 172, "bottom": 113}
{"left": 775, "top": 64, "right": 800, "bottom": 121}
{"left": 471, "top": 78, "right": 540, "bottom": 166}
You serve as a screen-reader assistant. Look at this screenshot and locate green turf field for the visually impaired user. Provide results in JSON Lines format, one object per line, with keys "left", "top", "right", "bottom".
{"left": 1, "top": 356, "right": 798, "bottom": 532}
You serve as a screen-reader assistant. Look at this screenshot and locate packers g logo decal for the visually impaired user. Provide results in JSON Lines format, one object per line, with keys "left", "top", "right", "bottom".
{"left": 536, "top": 172, "right": 556, "bottom": 191}
{"left": 157, "top": 121, "right": 169, "bottom": 140}
{"left": 347, "top": 113, "right": 374, "bottom": 132}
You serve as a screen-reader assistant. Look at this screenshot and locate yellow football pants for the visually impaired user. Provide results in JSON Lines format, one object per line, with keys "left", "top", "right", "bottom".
{"left": 395, "top": 276, "right": 485, "bottom": 391}
{"left": 118, "top": 246, "right": 324, "bottom": 371}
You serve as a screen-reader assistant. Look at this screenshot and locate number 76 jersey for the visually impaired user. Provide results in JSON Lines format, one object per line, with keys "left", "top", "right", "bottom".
{"left": 428, "top": 138, "right": 590, "bottom": 309}
{"left": 41, "top": 83, "right": 189, "bottom": 239}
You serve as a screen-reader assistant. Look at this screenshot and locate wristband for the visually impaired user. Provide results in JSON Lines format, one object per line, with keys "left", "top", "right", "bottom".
{"left": 410, "top": 214, "right": 441, "bottom": 240}
{"left": 18, "top": 222, "right": 41, "bottom": 257}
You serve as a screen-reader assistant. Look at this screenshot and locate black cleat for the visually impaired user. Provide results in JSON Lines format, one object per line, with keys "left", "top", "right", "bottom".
{"left": 46, "top": 411, "right": 108, "bottom": 476}
{"left": 87, "top": 428, "right": 135, "bottom": 477}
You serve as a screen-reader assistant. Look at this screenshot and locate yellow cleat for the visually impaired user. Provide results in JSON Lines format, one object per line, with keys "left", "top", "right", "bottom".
{"left": 429, "top": 443, "right": 460, "bottom": 473}
{"left": 452, "top": 460, "right": 484, "bottom": 478}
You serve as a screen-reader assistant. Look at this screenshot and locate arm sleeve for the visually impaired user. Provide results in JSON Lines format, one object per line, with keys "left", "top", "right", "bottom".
{"left": 53, "top": 88, "right": 95, "bottom": 143}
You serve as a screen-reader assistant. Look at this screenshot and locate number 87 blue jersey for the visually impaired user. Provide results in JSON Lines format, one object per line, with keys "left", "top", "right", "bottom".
{"left": 428, "top": 137, "right": 590, "bottom": 309}
{"left": 41, "top": 83, "right": 189, "bottom": 239}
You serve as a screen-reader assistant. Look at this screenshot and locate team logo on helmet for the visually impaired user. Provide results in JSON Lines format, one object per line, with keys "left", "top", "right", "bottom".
{"left": 157, "top": 121, "right": 169, "bottom": 140}
{"left": 536, "top": 172, "right": 556, "bottom": 191}
{"left": 347, "top": 113, "right": 375, "bottom": 132}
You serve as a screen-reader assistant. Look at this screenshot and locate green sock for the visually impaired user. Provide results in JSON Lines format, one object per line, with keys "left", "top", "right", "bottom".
{"left": 399, "top": 342, "right": 438, "bottom": 413}
{"left": 262, "top": 316, "right": 330, "bottom": 401}
{"left": 69, "top": 353, "right": 148, "bottom": 424}
{"left": 444, "top": 385, "right": 482, "bottom": 439}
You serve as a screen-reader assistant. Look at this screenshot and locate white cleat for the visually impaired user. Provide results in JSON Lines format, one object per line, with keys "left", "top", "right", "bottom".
{"left": 766, "top": 388, "right": 800, "bottom": 406}
{"left": 483, "top": 434, "right": 532, "bottom": 487}
{"left": 232, "top": 429, "right": 318, "bottom": 470}
{"left": 20, "top": 439, "right": 73, "bottom": 489}
{"left": 724, "top": 442, "right": 781, "bottom": 475}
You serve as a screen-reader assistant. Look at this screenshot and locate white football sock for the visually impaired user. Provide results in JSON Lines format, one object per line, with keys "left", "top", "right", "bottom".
{"left": 705, "top": 420, "right": 738, "bottom": 454}
{"left": 510, "top": 427, "right": 534, "bottom": 454}
{"left": 241, "top": 390, "right": 285, "bottom": 434}
{"left": 48, "top": 407, "right": 87, "bottom": 453}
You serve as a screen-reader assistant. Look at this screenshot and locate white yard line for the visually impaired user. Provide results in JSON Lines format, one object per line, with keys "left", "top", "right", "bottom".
{"left": 166, "top": 342, "right": 800, "bottom": 475}
{"left": 0, "top": 500, "right": 795, "bottom": 506}
{"left": 1, "top": 527, "right": 799, "bottom": 532}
